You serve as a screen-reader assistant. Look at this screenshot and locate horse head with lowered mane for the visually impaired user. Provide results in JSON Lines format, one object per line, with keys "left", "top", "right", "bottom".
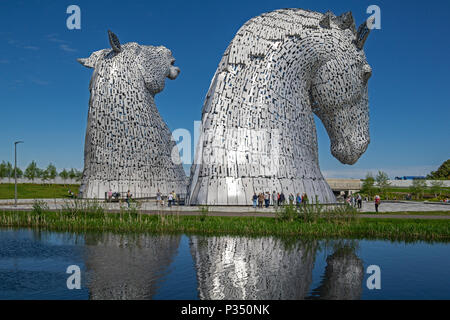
{"left": 188, "top": 9, "right": 374, "bottom": 205}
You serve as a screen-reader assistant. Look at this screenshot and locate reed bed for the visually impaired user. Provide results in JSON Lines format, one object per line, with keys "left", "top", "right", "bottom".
{"left": 0, "top": 200, "right": 448, "bottom": 241}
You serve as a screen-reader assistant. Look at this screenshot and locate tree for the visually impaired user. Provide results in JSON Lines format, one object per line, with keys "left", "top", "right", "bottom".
{"left": 15, "top": 167, "right": 23, "bottom": 178}
{"left": 37, "top": 168, "right": 44, "bottom": 179}
{"left": 45, "top": 163, "right": 58, "bottom": 181}
{"left": 68, "top": 168, "right": 76, "bottom": 180}
{"left": 427, "top": 159, "right": 450, "bottom": 180}
{"left": 67, "top": 168, "right": 82, "bottom": 182}
{"left": 1, "top": 161, "right": 23, "bottom": 181}
{"left": 0, "top": 161, "right": 7, "bottom": 179}
{"left": 6, "top": 162, "right": 13, "bottom": 182}
{"left": 430, "top": 180, "right": 444, "bottom": 198}
{"left": 74, "top": 169, "right": 83, "bottom": 182}
{"left": 361, "top": 173, "right": 375, "bottom": 197}
{"left": 59, "top": 169, "right": 69, "bottom": 186}
{"left": 24, "top": 161, "right": 39, "bottom": 182}
{"left": 376, "top": 171, "right": 391, "bottom": 197}
{"left": 410, "top": 179, "right": 427, "bottom": 200}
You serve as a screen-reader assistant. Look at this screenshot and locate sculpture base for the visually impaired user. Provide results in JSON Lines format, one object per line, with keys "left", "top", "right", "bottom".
{"left": 80, "top": 179, "right": 187, "bottom": 199}
{"left": 188, "top": 177, "right": 336, "bottom": 205}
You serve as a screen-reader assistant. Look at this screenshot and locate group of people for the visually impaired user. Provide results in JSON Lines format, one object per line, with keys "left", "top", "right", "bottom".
{"left": 345, "top": 194, "right": 363, "bottom": 209}
{"left": 156, "top": 190, "right": 178, "bottom": 207}
{"left": 252, "top": 191, "right": 309, "bottom": 209}
{"left": 345, "top": 194, "right": 382, "bottom": 212}
{"left": 106, "top": 189, "right": 133, "bottom": 207}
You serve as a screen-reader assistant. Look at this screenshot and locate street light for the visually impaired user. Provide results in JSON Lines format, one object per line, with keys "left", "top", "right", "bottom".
{"left": 14, "top": 141, "right": 24, "bottom": 207}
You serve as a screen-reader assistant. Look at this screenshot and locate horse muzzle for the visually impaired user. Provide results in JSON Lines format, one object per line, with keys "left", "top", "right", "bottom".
{"left": 168, "top": 66, "right": 180, "bottom": 80}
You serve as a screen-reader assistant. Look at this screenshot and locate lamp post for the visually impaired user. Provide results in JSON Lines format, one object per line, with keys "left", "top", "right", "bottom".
{"left": 14, "top": 141, "right": 24, "bottom": 207}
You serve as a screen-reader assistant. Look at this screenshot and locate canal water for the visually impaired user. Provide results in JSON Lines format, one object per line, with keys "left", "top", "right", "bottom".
{"left": 0, "top": 228, "right": 448, "bottom": 300}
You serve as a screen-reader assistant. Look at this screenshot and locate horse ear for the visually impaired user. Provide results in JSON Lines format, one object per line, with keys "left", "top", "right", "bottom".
{"left": 77, "top": 50, "right": 105, "bottom": 69}
{"left": 355, "top": 16, "right": 375, "bottom": 50}
{"left": 335, "top": 12, "right": 356, "bottom": 33}
{"left": 108, "top": 30, "right": 122, "bottom": 53}
{"left": 320, "top": 12, "right": 333, "bottom": 29}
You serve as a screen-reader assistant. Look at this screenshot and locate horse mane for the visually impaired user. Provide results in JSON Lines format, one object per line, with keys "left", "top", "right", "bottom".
{"left": 222, "top": 8, "right": 353, "bottom": 67}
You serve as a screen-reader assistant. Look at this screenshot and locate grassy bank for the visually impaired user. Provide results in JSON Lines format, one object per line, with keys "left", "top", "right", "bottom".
{"left": 360, "top": 211, "right": 450, "bottom": 216}
{"left": 0, "top": 183, "right": 80, "bottom": 200}
{"left": 0, "top": 208, "right": 448, "bottom": 241}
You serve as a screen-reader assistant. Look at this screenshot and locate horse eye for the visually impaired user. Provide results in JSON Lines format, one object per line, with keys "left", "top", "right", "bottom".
{"left": 362, "top": 65, "right": 372, "bottom": 83}
{"left": 363, "top": 71, "right": 372, "bottom": 83}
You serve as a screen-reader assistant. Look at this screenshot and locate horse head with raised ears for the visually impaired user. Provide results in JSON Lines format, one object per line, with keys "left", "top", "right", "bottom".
{"left": 310, "top": 12, "right": 374, "bottom": 165}
{"left": 78, "top": 30, "right": 180, "bottom": 96}
{"left": 76, "top": 31, "right": 186, "bottom": 199}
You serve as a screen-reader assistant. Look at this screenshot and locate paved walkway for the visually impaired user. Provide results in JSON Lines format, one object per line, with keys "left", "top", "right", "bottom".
{"left": 0, "top": 199, "right": 449, "bottom": 220}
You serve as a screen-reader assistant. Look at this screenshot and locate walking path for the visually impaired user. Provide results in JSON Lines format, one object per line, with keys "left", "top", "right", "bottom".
{"left": 0, "top": 199, "right": 449, "bottom": 220}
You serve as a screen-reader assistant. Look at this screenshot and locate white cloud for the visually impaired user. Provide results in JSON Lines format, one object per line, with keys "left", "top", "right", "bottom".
{"left": 28, "top": 76, "right": 49, "bottom": 86}
{"left": 59, "top": 44, "right": 77, "bottom": 53}
{"left": 23, "top": 45, "right": 39, "bottom": 51}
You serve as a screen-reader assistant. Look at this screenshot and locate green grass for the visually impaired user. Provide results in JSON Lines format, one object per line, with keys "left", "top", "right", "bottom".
{"left": 381, "top": 186, "right": 450, "bottom": 193}
{"left": 0, "top": 208, "right": 448, "bottom": 242}
{"left": 0, "top": 183, "right": 80, "bottom": 200}
{"left": 361, "top": 211, "right": 450, "bottom": 216}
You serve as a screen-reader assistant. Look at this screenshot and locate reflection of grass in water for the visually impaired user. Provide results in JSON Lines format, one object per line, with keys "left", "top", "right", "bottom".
{"left": 0, "top": 204, "right": 449, "bottom": 242}
{"left": 0, "top": 183, "right": 80, "bottom": 199}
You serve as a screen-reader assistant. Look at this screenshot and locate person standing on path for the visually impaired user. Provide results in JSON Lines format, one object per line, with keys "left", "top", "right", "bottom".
{"left": 302, "top": 193, "right": 308, "bottom": 205}
{"left": 172, "top": 190, "right": 177, "bottom": 206}
{"left": 156, "top": 190, "right": 162, "bottom": 206}
{"left": 296, "top": 193, "right": 302, "bottom": 207}
{"left": 126, "top": 190, "right": 132, "bottom": 208}
{"left": 280, "top": 192, "right": 286, "bottom": 206}
{"left": 272, "top": 191, "right": 278, "bottom": 209}
{"left": 374, "top": 195, "right": 381, "bottom": 213}
{"left": 168, "top": 192, "right": 173, "bottom": 207}
{"left": 357, "top": 194, "right": 362, "bottom": 209}
{"left": 289, "top": 194, "right": 294, "bottom": 205}
{"left": 264, "top": 192, "right": 270, "bottom": 208}
{"left": 258, "top": 193, "right": 264, "bottom": 208}
{"left": 252, "top": 193, "right": 258, "bottom": 208}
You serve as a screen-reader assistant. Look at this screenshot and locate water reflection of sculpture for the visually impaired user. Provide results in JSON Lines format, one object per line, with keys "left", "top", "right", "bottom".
{"left": 190, "top": 236, "right": 317, "bottom": 300}
{"left": 309, "top": 242, "right": 364, "bottom": 300}
{"left": 83, "top": 233, "right": 180, "bottom": 300}
{"left": 190, "top": 237, "right": 364, "bottom": 300}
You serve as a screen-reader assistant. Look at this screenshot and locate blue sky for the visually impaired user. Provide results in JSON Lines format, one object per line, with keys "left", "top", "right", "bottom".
{"left": 0, "top": 0, "right": 449, "bottom": 179}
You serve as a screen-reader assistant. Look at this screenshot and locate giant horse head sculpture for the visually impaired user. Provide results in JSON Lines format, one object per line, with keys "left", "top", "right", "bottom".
{"left": 77, "top": 31, "right": 186, "bottom": 199}
{"left": 188, "top": 9, "right": 374, "bottom": 205}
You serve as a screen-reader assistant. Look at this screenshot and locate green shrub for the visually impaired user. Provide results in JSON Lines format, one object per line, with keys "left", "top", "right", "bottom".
{"left": 32, "top": 200, "right": 49, "bottom": 215}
